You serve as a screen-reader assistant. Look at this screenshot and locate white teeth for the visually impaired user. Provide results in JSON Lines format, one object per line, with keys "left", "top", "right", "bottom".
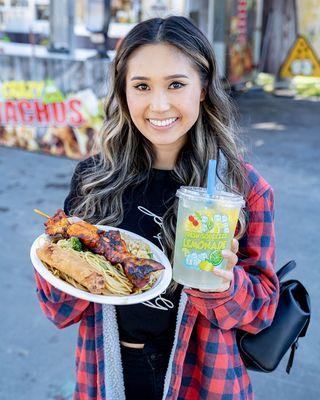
{"left": 148, "top": 117, "right": 178, "bottom": 127}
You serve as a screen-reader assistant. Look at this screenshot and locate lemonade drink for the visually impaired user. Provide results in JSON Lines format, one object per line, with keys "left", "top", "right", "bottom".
{"left": 173, "top": 187, "right": 244, "bottom": 291}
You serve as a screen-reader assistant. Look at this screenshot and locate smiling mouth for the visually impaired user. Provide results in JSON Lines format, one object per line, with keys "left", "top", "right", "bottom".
{"left": 147, "top": 117, "right": 179, "bottom": 128}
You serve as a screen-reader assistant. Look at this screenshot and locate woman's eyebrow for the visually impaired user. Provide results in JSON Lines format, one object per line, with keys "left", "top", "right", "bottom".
{"left": 130, "top": 74, "right": 189, "bottom": 81}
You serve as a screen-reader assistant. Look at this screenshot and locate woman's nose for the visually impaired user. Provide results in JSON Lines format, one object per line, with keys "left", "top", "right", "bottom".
{"left": 149, "top": 91, "right": 170, "bottom": 113}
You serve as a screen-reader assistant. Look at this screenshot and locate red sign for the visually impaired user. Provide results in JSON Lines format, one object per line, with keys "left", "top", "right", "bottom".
{"left": 0, "top": 99, "right": 86, "bottom": 127}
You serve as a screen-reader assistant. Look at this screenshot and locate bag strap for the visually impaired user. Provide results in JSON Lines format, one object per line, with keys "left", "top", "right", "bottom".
{"left": 277, "top": 260, "right": 296, "bottom": 281}
{"left": 286, "top": 340, "right": 299, "bottom": 374}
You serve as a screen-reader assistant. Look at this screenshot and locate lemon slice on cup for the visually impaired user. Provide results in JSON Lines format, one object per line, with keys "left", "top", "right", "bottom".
{"left": 199, "top": 260, "right": 214, "bottom": 272}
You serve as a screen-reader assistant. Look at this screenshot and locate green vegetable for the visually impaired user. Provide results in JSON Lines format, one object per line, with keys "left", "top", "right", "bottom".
{"left": 70, "top": 237, "right": 82, "bottom": 251}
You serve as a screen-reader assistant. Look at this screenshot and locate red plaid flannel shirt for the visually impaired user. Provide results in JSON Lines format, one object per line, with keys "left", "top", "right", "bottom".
{"left": 34, "top": 163, "right": 279, "bottom": 399}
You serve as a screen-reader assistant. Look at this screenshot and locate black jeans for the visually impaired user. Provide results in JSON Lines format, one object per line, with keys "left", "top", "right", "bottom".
{"left": 120, "top": 343, "right": 171, "bottom": 400}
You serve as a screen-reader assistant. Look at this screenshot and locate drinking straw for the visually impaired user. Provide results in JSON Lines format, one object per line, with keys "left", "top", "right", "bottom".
{"left": 207, "top": 159, "right": 216, "bottom": 196}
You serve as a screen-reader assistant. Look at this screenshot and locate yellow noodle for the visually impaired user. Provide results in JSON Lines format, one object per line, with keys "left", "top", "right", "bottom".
{"left": 84, "top": 252, "right": 132, "bottom": 295}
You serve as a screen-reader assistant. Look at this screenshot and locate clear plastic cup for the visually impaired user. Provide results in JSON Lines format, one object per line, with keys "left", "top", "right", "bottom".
{"left": 173, "top": 187, "right": 245, "bottom": 291}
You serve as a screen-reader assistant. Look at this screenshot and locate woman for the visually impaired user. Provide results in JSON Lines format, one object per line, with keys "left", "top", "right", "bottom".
{"left": 34, "top": 16, "right": 279, "bottom": 400}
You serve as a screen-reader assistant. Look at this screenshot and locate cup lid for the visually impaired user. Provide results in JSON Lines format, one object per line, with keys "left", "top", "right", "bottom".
{"left": 176, "top": 186, "right": 245, "bottom": 207}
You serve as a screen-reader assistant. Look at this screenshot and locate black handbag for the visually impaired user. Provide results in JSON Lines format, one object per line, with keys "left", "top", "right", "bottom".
{"left": 236, "top": 260, "right": 311, "bottom": 374}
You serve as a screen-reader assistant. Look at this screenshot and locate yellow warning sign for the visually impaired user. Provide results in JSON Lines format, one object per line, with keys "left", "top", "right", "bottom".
{"left": 280, "top": 35, "right": 320, "bottom": 78}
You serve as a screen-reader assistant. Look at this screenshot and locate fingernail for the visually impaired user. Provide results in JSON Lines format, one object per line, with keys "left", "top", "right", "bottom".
{"left": 221, "top": 250, "right": 228, "bottom": 257}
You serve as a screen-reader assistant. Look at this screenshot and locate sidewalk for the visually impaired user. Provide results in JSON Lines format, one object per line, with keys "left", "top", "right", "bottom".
{"left": 0, "top": 91, "right": 319, "bottom": 400}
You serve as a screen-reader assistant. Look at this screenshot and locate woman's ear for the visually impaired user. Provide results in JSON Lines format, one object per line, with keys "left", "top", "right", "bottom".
{"left": 200, "top": 87, "right": 206, "bottom": 102}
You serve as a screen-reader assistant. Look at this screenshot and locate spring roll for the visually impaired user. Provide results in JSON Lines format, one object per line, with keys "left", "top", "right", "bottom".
{"left": 36, "top": 242, "right": 106, "bottom": 294}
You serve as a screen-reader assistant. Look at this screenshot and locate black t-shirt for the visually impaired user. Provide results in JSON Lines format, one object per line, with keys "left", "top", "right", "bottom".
{"left": 64, "top": 157, "right": 183, "bottom": 350}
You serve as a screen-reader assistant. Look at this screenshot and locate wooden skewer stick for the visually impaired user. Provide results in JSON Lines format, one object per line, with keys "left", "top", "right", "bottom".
{"left": 34, "top": 208, "right": 50, "bottom": 219}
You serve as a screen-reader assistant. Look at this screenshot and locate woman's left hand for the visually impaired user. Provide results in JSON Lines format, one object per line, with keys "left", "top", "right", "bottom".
{"left": 200, "top": 238, "right": 239, "bottom": 292}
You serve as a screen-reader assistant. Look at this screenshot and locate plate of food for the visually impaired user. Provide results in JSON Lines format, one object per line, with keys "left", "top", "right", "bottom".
{"left": 30, "top": 209, "right": 172, "bottom": 305}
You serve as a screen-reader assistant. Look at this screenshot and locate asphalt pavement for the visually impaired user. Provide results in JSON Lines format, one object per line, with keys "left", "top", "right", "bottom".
{"left": 0, "top": 90, "right": 319, "bottom": 400}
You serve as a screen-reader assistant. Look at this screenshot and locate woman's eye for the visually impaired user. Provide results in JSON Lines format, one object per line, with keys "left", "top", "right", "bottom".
{"left": 134, "top": 83, "right": 149, "bottom": 91}
{"left": 169, "top": 81, "right": 186, "bottom": 89}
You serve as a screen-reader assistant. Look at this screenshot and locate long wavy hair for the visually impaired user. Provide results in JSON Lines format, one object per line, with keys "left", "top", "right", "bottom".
{"left": 71, "top": 16, "right": 249, "bottom": 287}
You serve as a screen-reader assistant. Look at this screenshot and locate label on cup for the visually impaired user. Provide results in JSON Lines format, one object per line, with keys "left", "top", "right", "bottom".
{"left": 182, "top": 210, "right": 231, "bottom": 272}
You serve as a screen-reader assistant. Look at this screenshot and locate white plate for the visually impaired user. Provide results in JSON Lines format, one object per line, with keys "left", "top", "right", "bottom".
{"left": 30, "top": 224, "right": 172, "bottom": 305}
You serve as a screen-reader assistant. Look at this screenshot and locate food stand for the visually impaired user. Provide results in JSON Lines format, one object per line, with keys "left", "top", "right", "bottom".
{"left": 0, "top": 48, "right": 107, "bottom": 159}
{"left": 0, "top": 0, "right": 109, "bottom": 159}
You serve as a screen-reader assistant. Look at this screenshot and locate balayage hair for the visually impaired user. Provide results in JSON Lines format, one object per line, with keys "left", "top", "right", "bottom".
{"left": 71, "top": 16, "right": 249, "bottom": 285}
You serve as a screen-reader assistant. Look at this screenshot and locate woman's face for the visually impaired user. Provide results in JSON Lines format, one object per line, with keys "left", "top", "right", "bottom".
{"left": 125, "top": 43, "right": 205, "bottom": 154}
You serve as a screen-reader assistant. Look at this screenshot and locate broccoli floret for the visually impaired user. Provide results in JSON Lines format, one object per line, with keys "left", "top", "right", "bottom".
{"left": 70, "top": 237, "right": 82, "bottom": 251}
